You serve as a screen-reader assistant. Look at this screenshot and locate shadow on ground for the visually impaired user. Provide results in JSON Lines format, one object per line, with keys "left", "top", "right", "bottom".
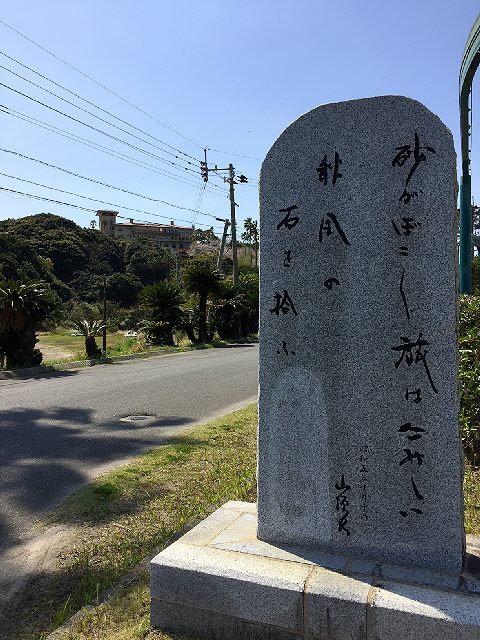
{"left": 0, "top": 368, "right": 79, "bottom": 380}
{"left": 0, "top": 406, "right": 194, "bottom": 551}
{"left": 0, "top": 405, "right": 212, "bottom": 640}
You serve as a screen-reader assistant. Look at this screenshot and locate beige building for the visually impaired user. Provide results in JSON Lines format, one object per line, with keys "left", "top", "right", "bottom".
{"left": 96, "top": 210, "right": 194, "bottom": 252}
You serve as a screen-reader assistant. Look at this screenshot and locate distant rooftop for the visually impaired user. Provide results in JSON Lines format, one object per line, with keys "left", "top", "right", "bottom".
{"left": 96, "top": 210, "right": 193, "bottom": 230}
{"left": 116, "top": 221, "right": 194, "bottom": 231}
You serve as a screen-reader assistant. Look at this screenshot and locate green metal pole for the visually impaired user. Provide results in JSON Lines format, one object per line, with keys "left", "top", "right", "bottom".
{"left": 460, "top": 171, "right": 472, "bottom": 293}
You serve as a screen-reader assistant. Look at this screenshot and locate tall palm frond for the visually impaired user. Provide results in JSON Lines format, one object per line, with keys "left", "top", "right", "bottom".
{"left": 139, "top": 282, "right": 184, "bottom": 323}
{"left": 0, "top": 280, "right": 54, "bottom": 332}
{"left": 183, "top": 262, "right": 223, "bottom": 298}
{"left": 70, "top": 319, "right": 105, "bottom": 337}
{"left": 70, "top": 319, "right": 105, "bottom": 357}
{"left": 182, "top": 261, "right": 224, "bottom": 343}
{"left": 138, "top": 282, "right": 184, "bottom": 346}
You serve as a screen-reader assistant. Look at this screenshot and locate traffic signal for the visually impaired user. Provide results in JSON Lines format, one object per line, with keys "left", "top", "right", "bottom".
{"left": 200, "top": 161, "right": 208, "bottom": 182}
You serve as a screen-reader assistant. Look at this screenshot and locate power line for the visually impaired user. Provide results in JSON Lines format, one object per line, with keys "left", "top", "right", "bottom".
{"left": 0, "top": 20, "right": 264, "bottom": 188}
{"left": 0, "top": 105, "right": 228, "bottom": 197}
{"left": 0, "top": 61, "right": 200, "bottom": 168}
{"left": 0, "top": 80, "right": 204, "bottom": 176}
{"left": 192, "top": 182, "right": 207, "bottom": 226}
{"left": 0, "top": 148, "right": 158, "bottom": 201}
{"left": 209, "top": 147, "right": 262, "bottom": 161}
{"left": 0, "top": 171, "right": 220, "bottom": 222}
{"left": 0, "top": 154, "right": 222, "bottom": 218}
{"left": 0, "top": 147, "right": 222, "bottom": 216}
{"left": 208, "top": 172, "right": 227, "bottom": 187}
{"left": 0, "top": 50, "right": 200, "bottom": 162}
{"left": 191, "top": 179, "right": 204, "bottom": 224}
{"left": 0, "top": 185, "right": 95, "bottom": 212}
{"left": 0, "top": 185, "right": 224, "bottom": 230}
{"left": 0, "top": 104, "right": 208, "bottom": 191}
{"left": 0, "top": 18, "right": 204, "bottom": 149}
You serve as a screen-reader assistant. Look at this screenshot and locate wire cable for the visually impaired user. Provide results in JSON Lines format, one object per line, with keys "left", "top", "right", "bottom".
{"left": 0, "top": 80, "right": 204, "bottom": 175}
{"left": 0, "top": 105, "right": 207, "bottom": 191}
{"left": 209, "top": 147, "right": 262, "bottom": 161}
{"left": 0, "top": 21, "right": 262, "bottom": 175}
{"left": 0, "top": 171, "right": 221, "bottom": 222}
{"left": 0, "top": 50, "right": 200, "bottom": 162}
{"left": 0, "top": 62, "right": 200, "bottom": 168}
{"left": 0, "top": 105, "right": 228, "bottom": 197}
{"left": 192, "top": 182, "right": 207, "bottom": 226}
{"left": 0, "top": 185, "right": 224, "bottom": 230}
{"left": 0, "top": 147, "right": 222, "bottom": 215}
{"left": 191, "top": 179, "right": 204, "bottom": 223}
{"left": 0, "top": 18, "right": 204, "bottom": 149}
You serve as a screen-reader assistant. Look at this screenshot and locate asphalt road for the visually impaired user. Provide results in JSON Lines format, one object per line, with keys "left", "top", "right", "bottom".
{"left": 0, "top": 344, "right": 259, "bottom": 551}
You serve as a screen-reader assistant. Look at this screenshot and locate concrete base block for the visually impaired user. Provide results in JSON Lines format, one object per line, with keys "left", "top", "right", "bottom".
{"left": 150, "top": 502, "right": 480, "bottom": 639}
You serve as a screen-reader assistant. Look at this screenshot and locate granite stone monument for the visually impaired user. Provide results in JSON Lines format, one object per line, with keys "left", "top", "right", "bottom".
{"left": 258, "top": 95, "right": 464, "bottom": 573}
{"left": 150, "top": 97, "right": 480, "bottom": 639}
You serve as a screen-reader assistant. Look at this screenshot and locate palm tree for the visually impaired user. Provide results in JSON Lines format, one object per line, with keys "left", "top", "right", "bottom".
{"left": 139, "top": 282, "right": 184, "bottom": 346}
{"left": 0, "top": 280, "right": 58, "bottom": 368}
{"left": 211, "top": 279, "right": 248, "bottom": 339}
{"left": 183, "top": 260, "right": 223, "bottom": 343}
{"left": 70, "top": 319, "right": 105, "bottom": 358}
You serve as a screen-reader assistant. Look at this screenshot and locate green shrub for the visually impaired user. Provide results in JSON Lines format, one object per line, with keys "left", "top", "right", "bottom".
{"left": 459, "top": 296, "right": 480, "bottom": 463}
{"left": 459, "top": 294, "right": 480, "bottom": 336}
{"left": 106, "top": 337, "right": 137, "bottom": 356}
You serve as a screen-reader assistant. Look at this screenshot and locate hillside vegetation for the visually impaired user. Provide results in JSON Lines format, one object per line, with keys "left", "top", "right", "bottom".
{"left": 0, "top": 213, "right": 259, "bottom": 367}
{"left": 0, "top": 213, "right": 174, "bottom": 304}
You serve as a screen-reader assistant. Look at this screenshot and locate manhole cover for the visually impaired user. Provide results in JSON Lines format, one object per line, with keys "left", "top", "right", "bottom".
{"left": 120, "top": 414, "right": 155, "bottom": 423}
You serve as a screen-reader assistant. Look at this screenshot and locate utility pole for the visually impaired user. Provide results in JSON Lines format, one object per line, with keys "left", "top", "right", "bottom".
{"left": 199, "top": 150, "right": 248, "bottom": 285}
{"left": 228, "top": 164, "right": 239, "bottom": 284}
{"left": 216, "top": 217, "right": 231, "bottom": 270}
{"left": 102, "top": 277, "right": 107, "bottom": 354}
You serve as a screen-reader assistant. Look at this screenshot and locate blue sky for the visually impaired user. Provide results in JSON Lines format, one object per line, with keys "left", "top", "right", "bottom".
{"left": 0, "top": 1, "right": 478, "bottom": 236}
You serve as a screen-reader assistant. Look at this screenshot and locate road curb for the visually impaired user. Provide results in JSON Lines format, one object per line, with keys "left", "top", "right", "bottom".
{"left": 0, "top": 339, "right": 258, "bottom": 380}
{"left": 0, "top": 349, "right": 186, "bottom": 379}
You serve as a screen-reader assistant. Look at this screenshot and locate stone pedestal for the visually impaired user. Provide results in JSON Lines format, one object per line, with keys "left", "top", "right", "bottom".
{"left": 151, "top": 502, "right": 480, "bottom": 640}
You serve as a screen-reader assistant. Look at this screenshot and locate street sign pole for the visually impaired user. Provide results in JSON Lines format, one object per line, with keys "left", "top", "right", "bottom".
{"left": 460, "top": 171, "right": 472, "bottom": 293}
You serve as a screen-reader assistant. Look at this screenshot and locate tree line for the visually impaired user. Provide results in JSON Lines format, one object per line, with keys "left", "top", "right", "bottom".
{"left": 0, "top": 213, "right": 259, "bottom": 368}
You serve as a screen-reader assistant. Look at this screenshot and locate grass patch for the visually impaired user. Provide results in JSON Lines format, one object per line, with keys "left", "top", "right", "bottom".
{"left": 39, "top": 331, "right": 135, "bottom": 363}
{"left": 15, "top": 404, "right": 257, "bottom": 640}
{"left": 465, "top": 465, "right": 480, "bottom": 534}
{"left": 38, "top": 330, "right": 86, "bottom": 353}
{"left": 61, "top": 570, "right": 191, "bottom": 640}
{"left": 40, "top": 331, "right": 132, "bottom": 351}
{"left": 38, "top": 332, "right": 258, "bottom": 366}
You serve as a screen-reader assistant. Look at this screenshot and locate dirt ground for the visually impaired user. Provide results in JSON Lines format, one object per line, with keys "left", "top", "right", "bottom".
{"left": 0, "top": 524, "right": 78, "bottom": 639}
{"left": 36, "top": 341, "right": 76, "bottom": 363}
